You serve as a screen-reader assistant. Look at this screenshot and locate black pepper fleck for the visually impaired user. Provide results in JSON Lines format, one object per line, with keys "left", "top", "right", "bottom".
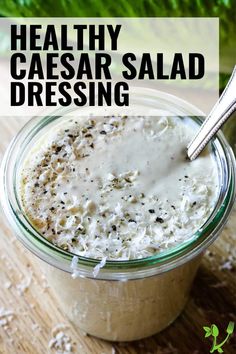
{"left": 156, "top": 217, "right": 164, "bottom": 223}
{"left": 55, "top": 146, "right": 62, "bottom": 153}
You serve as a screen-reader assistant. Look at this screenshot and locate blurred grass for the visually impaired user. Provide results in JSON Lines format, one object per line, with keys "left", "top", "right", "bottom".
{"left": 0, "top": 0, "right": 235, "bottom": 87}
{"left": 0, "top": 1, "right": 235, "bottom": 148}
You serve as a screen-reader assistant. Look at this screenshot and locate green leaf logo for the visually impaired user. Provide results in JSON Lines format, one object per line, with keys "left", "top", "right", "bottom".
{"left": 211, "top": 324, "right": 219, "bottom": 337}
{"left": 204, "top": 326, "right": 212, "bottom": 338}
{"left": 203, "top": 321, "right": 235, "bottom": 353}
{"left": 226, "top": 321, "right": 234, "bottom": 335}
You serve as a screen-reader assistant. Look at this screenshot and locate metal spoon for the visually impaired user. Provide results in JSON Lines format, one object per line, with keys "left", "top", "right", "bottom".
{"left": 187, "top": 66, "right": 236, "bottom": 161}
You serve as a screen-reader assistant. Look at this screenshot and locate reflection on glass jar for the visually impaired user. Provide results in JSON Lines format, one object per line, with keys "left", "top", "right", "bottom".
{"left": 223, "top": 111, "right": 236, "bottom": 156}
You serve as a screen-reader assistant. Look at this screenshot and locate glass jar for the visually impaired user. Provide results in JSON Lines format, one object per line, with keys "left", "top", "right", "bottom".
{"left": 1, "top": 89, "right": 235, "bottom": 342}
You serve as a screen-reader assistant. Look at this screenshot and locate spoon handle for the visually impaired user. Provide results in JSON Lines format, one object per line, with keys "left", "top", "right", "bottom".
{"left": 187, "top": 66, "right": 236, "bottom": 161}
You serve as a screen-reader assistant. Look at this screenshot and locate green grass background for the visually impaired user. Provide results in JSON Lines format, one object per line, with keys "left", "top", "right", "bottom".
{"left": 0, "top": 0, "right": 235, "bottom": 87}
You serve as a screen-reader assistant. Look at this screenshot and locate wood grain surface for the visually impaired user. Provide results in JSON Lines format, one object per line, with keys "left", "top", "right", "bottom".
{"left": 0, "top": 117, "right": 235, "bottom": 354}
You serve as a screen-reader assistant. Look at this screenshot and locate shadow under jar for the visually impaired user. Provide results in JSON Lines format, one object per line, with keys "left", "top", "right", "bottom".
{"left": 1, "top": 89, "right": 235, "bottom": 341}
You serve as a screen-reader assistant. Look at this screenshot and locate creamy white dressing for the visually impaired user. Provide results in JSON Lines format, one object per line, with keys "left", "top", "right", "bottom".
{"left": 20, "top": 116, "right": 219, "bottom": 260}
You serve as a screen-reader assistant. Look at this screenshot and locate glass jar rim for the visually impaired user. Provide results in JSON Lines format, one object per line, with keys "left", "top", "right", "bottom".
{"left": 1, "top": 89, "right": 235, "bottom": 280}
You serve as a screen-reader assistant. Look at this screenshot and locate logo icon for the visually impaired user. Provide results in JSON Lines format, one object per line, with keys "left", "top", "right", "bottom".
{"left": 203, "top": 321, "right": 235, "bottom": 353}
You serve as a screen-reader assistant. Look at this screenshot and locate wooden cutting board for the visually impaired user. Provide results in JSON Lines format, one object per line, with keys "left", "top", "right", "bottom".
{"left": 0, "top": 117, "right": 235, "bottom": 354}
